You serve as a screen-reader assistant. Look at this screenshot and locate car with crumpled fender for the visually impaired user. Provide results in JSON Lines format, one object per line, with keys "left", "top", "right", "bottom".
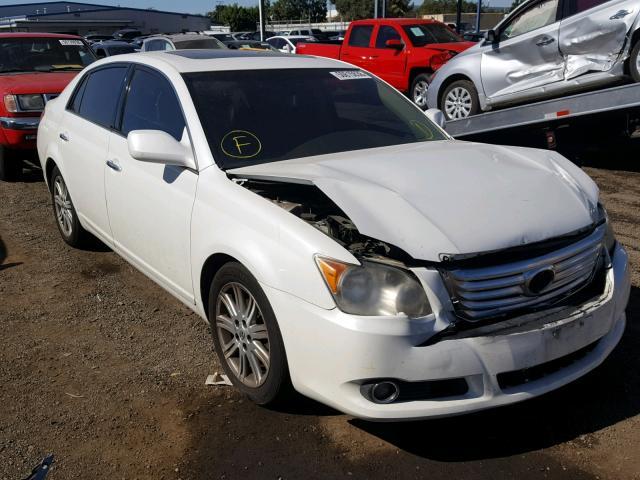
{"left": 37, "top": 50, "right": 630, "bottom": 421}
{"left": 427, "top": 0, "right": 640, "bottom": 120}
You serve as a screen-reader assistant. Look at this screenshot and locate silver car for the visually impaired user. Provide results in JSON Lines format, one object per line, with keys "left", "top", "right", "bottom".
{"left": 427, "top": 0, "right": 640, "bottom": 120}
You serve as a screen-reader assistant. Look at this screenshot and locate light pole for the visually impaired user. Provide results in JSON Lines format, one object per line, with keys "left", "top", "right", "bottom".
{"left": 258, "top": 0, "right": 265, "bottom": 40}
{"left": 476, "top": 0, "right": 482, "bottom": 33}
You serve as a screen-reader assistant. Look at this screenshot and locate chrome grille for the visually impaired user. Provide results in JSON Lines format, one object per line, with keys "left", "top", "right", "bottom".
{"left": 441, "top": 226, "right": 605, "bottom": 321}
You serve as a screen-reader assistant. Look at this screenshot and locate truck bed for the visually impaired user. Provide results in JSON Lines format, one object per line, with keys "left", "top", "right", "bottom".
{"left": 296, "top": 42, "right": 342, "bottom": 58}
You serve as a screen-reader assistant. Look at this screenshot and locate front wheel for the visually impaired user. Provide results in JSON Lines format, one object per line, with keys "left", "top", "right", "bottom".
{"left": 630, "top": 41, "right": 640, "bottom": 82}
{"left": 208, "top": 262, "right": 291, "bottom": 405}
{"left": 441, "top": 80, "right": 480, "bottom": 120}
{"left": 410, "top": 73, "right": 431, "bottom": 110}
{"left": 0, "top": 146, "right": 23, "bottom": 182}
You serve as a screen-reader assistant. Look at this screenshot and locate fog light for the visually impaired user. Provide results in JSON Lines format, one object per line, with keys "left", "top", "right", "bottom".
{"left": 370, "top": 381, "right": 400, "bottom": 404}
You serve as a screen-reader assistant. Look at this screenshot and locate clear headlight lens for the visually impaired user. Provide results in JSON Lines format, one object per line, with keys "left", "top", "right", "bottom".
{"left": 3, "top": 94, "right": 18, "bottom": 112}
{"left": 315, "top": 256, "right": 432, "bottom": 317}
{"left": 17, "top": 94, "right": 45, "bottom": 111}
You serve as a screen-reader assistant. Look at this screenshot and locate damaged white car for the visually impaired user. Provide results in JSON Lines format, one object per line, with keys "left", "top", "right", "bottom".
{"left": 427, "top": 0, "right": 640, "bottom": 119}
{"left": 37, "top": 51, "right": 631, "bottom": 420}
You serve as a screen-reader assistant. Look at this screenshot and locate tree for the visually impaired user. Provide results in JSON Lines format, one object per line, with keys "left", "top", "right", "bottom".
{"left": 270, "top": 0, "right": 327, "bottom": 21}
{"left": 208, "top": 4, "right": 260, "bottom": 31}
{"left": 334, "top": 0, "right": 374, "bottom": 20}
{"left": 417, "top": 0, "right": 486, "bottom": 15}
{"left": 509, "top": 0, "right": 526, "bottom": 10}
{"left": 387, "top": 0, "right": 412, "bottom": 17}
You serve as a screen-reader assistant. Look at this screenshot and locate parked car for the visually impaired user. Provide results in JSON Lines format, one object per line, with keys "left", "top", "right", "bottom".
{"left": 239, "top": 31, "right": 277, "bottom": 41}
{"left": 130, "top": 35, "right": 154, "bottom": 51}
{"left": 113, "top": 29, "right": 143, "bottom": 42}
{"left": 92, "top": 40, "right": 137, "bottom": 58}
{"left": 141, "top": 34, "right": 226, "bottom": 52}
{"left": 84, "top": 34, "right": 114, "bottom": 45}
{"left": 0, "top": 33, "right": 96, "bottom": 181}
{"left": 266, "top": 35, "right": 317, "bottom": 54}
{"left": 296, "top": 19, "right": 474, "bottom": 109}
{"left": 207, "top": 33, "right": 235, "bottom": 43}
{"left": 286, "top": 28, "right": 331, "bottom": 41}
{"left": 328, "top": 30, "right": 346, "bottom": 41}
{"left": 224, "top": 40, "right": 276, "bottom": 51}
{"left": 462, "top": 30, "right": 486, "bottom": 42}
{"left": 427, "top": 0, "right": 640, "bottom": 120}
{"left": 37, "top": 50, "right": 630, "bottom": 420}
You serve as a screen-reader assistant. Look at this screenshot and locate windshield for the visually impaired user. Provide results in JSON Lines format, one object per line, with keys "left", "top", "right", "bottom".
{"left": 106, "top": 45, "right": 136, "bottom": 55}
{"left": 403, "top": 24, "right": 462, "bottom": 46}
{"left": 173, "top": 38, "right": 225, "bottom": 49}
{"left": 0, "top": 37, "right": 96, "bottom": 73}
{"left": 184, "top": 68, "right": 446, "bottom": 169}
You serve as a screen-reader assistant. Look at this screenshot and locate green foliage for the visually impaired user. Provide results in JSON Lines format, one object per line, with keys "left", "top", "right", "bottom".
{"left": 387, "top": 0, "right": 413, "bottom": 17}
{"left": 270, "top": 0, "right": 328, "bottom": 21}
{"left": 208, "top": 3, "right": 260, "bottom": 31}
{"left": 417, "top": 0, "right": 481, "bottom": 15}
{"left": 334, "top": 0, "right": 412, "bottom": 20}
{"left": 509, "top": 0, "right": 526, "bottom": 10}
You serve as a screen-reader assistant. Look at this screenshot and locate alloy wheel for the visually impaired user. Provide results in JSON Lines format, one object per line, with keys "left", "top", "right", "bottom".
{"left": 413, "top": 80, "right": 429, "bottom": 108}
{"left": 444, "top": 87, "right": 473, "bottom": 119}
{"left": 215, "top": 282, "right": 270, "bottom": 388}
{"left": 53, "top": 176, "right": 73, "bottom": 238}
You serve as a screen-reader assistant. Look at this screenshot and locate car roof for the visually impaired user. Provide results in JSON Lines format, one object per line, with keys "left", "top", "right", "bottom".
{"left": 351, "top": 18, "right": 439, "bottom": 25}
{"left": 0, "top": 32, "right": 84, "bottom": 39}
{"left": 93, "top": 49, "right": 350, "bottom": 73}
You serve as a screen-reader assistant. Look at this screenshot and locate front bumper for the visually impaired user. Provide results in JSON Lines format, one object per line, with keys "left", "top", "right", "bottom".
{"left": 0, "top": 116, "right": 40, "bottom": 147}
{"left": 266, "top": 243, "right": 630, "bottom": 421}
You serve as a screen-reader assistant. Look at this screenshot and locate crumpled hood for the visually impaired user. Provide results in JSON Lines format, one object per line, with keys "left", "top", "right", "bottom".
{"left": 228, "top": 141, "right": 600, "bottom": 261}
{"left": 0, "top": 71, "right": 78, "bottom": 95}
{"left": 425, "top": 41, "right": 475, "bottom": 53}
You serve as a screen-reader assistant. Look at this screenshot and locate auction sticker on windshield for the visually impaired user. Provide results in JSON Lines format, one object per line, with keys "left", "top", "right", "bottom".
{"left": 59, "top": 40, "right": 84, "bottom": 46}
{"left": 330, "top": 71, "right": 370, "bottom": 80}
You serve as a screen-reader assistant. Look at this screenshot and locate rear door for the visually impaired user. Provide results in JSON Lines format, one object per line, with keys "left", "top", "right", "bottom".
{"left": 341, "top": 24, "right": 376, "bottom": 71}
{"left": 559, "top": 0, "right": 638, "bottom": 78}
{"left": 59, "top": 65, "right": 128, "bottom": 243}
{"left": 481, "top": 0, "right": 564, "bottom": 99}
{"left": 371, "top": 24, "right": 408, "bottom": 89}
{"left": 104, "top": 66, "right": 197, "bottom": 304}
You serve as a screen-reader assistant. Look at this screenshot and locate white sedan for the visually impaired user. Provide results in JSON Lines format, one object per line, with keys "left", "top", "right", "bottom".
{"left": 265, "top": 35, "right": 316, "bottom": 54}
{"left": 37, "top": 51, "right": 630, "bottom": 420}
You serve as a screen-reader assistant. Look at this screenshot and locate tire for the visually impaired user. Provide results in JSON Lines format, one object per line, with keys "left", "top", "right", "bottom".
{"left": 410, "top": 73, "right": 431, "bottom": 110}
{"left": 50, "top": 166, "right": 91, "bottom": 248}
{"left": 0, "top": 146, "right": 23, "bottom": 182}
{"left": 208, "top": 262, "right": 291, "bottom": 405}
{"left": 630, "top": 40, "right": 640, "bottom": 82}
{"left": 440, "top": 79, "right": 480, "bottom": 121}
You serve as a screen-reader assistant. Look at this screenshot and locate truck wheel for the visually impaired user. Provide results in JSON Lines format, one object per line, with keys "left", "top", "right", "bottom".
{"left": 208, "top": 262, "right": 292, "bottom": 406}
{"left": 50, "top": 166, "right": 91, "bottom": 247}
{"left": 410, "top": 73, "right": 431, "bottom": 110}
{"left": 0, "top": 146, "right": 23, "bottom": 182}
{"left": 441, "top": 80, "right": 480, "bottom": 120}
{"left": 630, "top": 41, "right": 640, "bottom": 82}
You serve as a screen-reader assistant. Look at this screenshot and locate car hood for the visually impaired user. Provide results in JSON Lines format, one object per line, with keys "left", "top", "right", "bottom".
{"left": 228, "top": 141, "right": 600, "bottom": 261}
{"left": 425, "top": 41, "right": 475, "bottom": 53}
{"left": 0, "top": 71, "right": 79, "bottom": 95}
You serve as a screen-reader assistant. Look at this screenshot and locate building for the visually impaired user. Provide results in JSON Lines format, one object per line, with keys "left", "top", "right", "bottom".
{"left": 0, "top": 1, "right": 212, "bottom": 35}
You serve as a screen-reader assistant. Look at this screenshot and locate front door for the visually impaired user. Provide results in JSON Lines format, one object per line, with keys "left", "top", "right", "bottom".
{"left": 104, "top": 66, "right": 197, "bottom": 304}
{"left": 559, "top": 0, "right": 639, "bottom": 78}
{"left": 481, "top": 0, "right": 564, "bottom": 99}
{"left": 371, "top": 24, "right": 407, "bottom": 90}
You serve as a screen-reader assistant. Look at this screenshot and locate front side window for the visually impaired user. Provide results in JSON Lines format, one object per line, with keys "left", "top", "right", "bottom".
{"left": 501, "top": 0, "right": 559, "bottom": 40}
{"left": 402, "top": 24, "right": 461, "bottom": 46}
{"left": 76, "top": 66, "right": 127, "bottom": 128}
{"left": 376, "top": 26, "right": 402, "bottom": 48}
{"left": 121, "top": 68, "right": 185, "bottom": 140}
{"left": 184, "top": 68, "right": 446, "bottom": 169}
{"left": 348, "top": 25, "right": 374, "bottom": 47}
{"left": 0, "top": 37, "right": 96, "bottom": 74}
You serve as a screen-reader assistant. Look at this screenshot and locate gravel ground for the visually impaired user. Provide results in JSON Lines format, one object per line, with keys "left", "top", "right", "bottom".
{"left": 0, "top": 159, "right": 638, "bottom": 480}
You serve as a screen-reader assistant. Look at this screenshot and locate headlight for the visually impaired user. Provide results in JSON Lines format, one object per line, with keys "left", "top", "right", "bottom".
{"left": 598, "top": 203, "right": 616, "bottom": 254}
{"left": 315, "top": 256, "right": 432, "bottom": 317}
{"left": 3, "top": 94, "right": 18, "bottom": 112}
{"left": 17, "top": 94, "right": 45, "bottom": 111}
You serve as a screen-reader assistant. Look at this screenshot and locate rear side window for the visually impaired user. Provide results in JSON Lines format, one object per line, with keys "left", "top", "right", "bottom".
{"left": 121, "top": 68, "right": 185, "bottom": 140}
{"left": 348, "top": 25, "right": 374, "bottom": 47}
{"left": 76, "top": 66, "right": 127, "bottom": 128}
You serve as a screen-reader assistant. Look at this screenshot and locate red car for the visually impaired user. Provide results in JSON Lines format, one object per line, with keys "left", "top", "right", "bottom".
{"left": 0, "top": 33, "right": 96, "bottom": 181}
{"left": 296, "top": 19, "right": 474, "bottom": 109}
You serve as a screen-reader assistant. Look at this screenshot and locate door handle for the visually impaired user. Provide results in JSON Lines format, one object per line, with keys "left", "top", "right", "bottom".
{"left": 59, "top": 132, "right": 69, "bottom": 142}
{"left": 106, "top": 159, "right": 122, "bottom": 172}
{"left": 610, "top": 9, "right": 631, "bottom": 19}
{"left": 536, "top": 36, "right": 555, "bottom": 46}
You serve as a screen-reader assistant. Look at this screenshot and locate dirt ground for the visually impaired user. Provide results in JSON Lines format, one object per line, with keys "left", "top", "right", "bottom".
{"left": 0, "top": 158, "right": 639, "bottom": 480}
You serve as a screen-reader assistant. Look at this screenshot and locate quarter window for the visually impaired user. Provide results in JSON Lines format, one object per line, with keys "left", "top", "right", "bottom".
{"left": 375, "top": 26, "right": 402, "bottom": 48}
{"left": 76, "top": 66, "right": 127, "bottom": 128}
{"left": 67, "top": 75, "right": 88, "bottom": 113}
{"left": 348, "top": 25, "right": 374, "bottom": 47}
{"left": 501, "top": 0, "right": 559, "bottom": 40}
{"left": 121, "top": 68, "right": 185, "bottom": 140}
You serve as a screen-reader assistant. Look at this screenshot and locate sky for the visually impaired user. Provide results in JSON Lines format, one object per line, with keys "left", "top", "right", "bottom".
{"left": 0, "top": 0, "right": 513, "bottom": 16}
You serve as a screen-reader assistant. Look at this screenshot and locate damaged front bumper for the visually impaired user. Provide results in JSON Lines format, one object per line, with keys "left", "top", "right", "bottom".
{"left": 265, "top": 243, "right": 630, "bottom": 421}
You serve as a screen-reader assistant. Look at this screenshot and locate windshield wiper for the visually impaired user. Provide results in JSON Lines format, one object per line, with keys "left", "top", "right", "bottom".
{"left": 0, "top": 68, "right": 33, "bottom": 74}
{"left": 34, "top": 66, "right": 83, "bottom": 72}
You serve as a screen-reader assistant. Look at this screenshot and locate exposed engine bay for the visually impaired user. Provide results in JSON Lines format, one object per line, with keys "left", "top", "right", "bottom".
{"left": 234, "top": 177, "right": 412, "bottom": 264}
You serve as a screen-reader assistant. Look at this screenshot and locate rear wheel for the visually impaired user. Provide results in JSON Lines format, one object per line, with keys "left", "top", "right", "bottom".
{"left": 50, "top": 166, "right": 91, "bottom": 247}
{"left": 208, "top": 262, "right": 291, "bottom": 405}
{"left": 0, "top": 146, "right": 23, "bottom": 182}
{"left": 630, "top": 40, "right": 640, "bottom": 82}
{"left": 441, "top": 80, "right": 480, "bottom": 120}
{"left": 410, "top": 73, "right": 431, "bottom": 110}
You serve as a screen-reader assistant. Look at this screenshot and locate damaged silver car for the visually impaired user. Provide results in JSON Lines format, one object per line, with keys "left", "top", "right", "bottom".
{"left": 427, "top": 0, "right": 640, "bottom": 120}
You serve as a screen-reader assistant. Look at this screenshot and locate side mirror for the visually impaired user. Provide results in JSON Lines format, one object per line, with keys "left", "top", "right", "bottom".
{"left": 127, "top": 130, "right": 196, "bottom": 169}
{"left": 385, "top": 39, "right": 403, "bottom": 50}
{"left": 425, "top": 108, "right": 446, "bottom": 130}
{"left": 485, "top": 29, "right": 498, "bottom": 43}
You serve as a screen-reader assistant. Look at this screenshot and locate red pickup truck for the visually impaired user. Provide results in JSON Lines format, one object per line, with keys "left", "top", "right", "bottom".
{"left": 0, "top": 33, "right": 96, "bottom": 181}
{"left": 297, "top": 19, "right": 474, "bottom": 109}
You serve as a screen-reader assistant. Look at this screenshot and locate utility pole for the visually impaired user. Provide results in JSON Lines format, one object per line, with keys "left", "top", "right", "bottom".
{"left": 456, "top": 0, "right": 463, "bottom": 33}
{"left": 258, "top": 0, "right": 265, "bottom": 40}
{"left": 382, "top": 0, "right": 385, "bottom": 18}
{"left": 374, "top": 0, "right": 378, "bottom": 18}
{"left": 476, "top": 0, "right": 482, "bottom": 33}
